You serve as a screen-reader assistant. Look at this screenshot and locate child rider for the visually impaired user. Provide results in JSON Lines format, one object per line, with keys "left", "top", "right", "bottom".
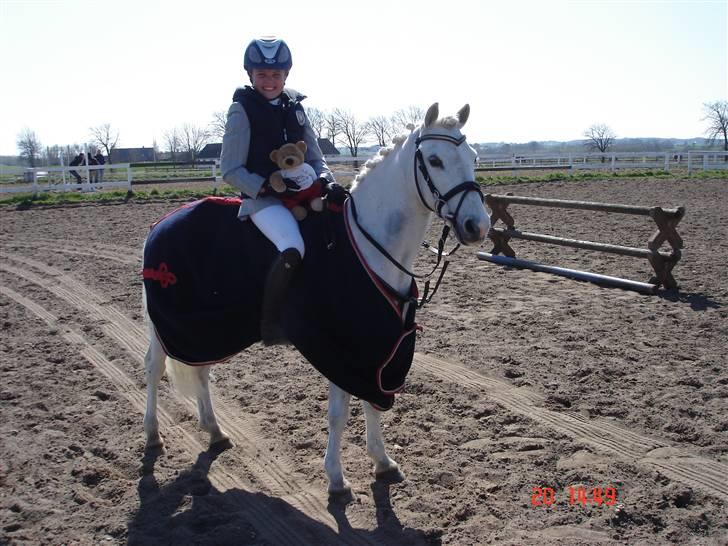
{"left": 220, "top": 36, "right": 337, "bottom": 345}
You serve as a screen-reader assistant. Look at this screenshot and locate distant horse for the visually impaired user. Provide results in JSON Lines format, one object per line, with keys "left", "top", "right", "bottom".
{"left": 141, "top": 103, "right": 490, "bottom": 497}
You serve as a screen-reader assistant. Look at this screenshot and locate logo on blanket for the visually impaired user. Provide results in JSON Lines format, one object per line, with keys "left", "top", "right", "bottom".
{"left": 142, "top": 262, "right": 177, "bottom": 288}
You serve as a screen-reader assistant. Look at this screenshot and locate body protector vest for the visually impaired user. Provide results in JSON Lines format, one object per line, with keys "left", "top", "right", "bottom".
{"left": 232, "top": 86, "right": 307, "bottom": 182}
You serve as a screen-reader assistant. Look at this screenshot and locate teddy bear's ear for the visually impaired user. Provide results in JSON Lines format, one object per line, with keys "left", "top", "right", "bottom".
{"left": 295, "top": 140, "right": 307, "bottom": 154}
{"left": 269, "top": 150, "right": 278, "bottom": 163}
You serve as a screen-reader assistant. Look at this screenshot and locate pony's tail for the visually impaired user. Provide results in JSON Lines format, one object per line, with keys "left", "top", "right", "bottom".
{"left": 165, "top": 359, "right": 206, "bottom": 399}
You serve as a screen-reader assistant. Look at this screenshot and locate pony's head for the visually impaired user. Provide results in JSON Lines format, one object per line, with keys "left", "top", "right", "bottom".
{"left": 413, "top": 102, "right": 490, "bottom": 245}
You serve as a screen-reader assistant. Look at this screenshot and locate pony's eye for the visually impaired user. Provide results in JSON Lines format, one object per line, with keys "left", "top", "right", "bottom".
{"left": 428, "top": 155, "right": 444, "bottom": 168}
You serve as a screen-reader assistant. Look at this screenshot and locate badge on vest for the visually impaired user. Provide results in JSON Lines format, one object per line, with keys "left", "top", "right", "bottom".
{"left": 296, "top": 110, "right": 306, "bottom": 126}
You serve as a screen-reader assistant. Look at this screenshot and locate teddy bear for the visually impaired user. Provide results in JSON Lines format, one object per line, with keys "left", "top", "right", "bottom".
{"left": 268, "top": 141, "right": 324, "bottom": 221}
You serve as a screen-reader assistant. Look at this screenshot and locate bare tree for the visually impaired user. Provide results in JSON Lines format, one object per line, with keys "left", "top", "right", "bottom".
{"left": 89, "top": 123, "right": 119, "bottom": 161}
{"left": 210, "top": 110, "right": 227, "bottom": 140}
{"left": 323, "top": 110, "right": 341, "bottom": 147}
{"left": 703, "top": 100, "right": 728, "bottom": 154}
{"left": 367, "top": 115, "right": 393, "bottom": 147}
{"left": 16, "top": 128, "right": 42, "bottom": 167}
{"left": 163, "top": 128, "right": 181, "bottom": 162}
{"left": 306, "top": 107, "right": 325, "bottom": 139}
{"left": 334, "top": 109, "right": 370, "bottom": 157}
{"left": 42, "top": 145, "right": 63, "bottom": 166}
{"left": 391, "top": 105, "right": 425, "bottom": 133}
{"left": 583, "top": 123, "right": 616, "bottom": 161}
{"left": 180, "top": 123, "right": 209, "bottom": 164}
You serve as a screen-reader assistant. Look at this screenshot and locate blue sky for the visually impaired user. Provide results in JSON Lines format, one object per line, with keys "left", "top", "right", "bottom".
{"left": 0, "top": 0, "right": 725, "bottom": 155}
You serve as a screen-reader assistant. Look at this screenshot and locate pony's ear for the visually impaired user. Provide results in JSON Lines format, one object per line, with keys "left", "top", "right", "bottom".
{"left": 457, "top": 104, "right": 470, "bottom": 127}
{"left": 424, "top": 103, "right": 439, "bottom": 128}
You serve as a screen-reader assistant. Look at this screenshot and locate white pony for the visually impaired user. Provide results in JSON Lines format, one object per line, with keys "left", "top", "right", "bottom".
{"left": 142, "top": 102, "right": 490, "bottom": 498}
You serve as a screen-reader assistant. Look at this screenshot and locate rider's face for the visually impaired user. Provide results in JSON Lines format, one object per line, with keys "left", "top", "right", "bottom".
{"left": 251, "top": 69, "right": 287, "bottom": 100}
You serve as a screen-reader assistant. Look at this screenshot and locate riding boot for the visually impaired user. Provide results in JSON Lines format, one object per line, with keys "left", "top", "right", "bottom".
{"left": 260, "top": 247, "right": 302, "bottom": 345}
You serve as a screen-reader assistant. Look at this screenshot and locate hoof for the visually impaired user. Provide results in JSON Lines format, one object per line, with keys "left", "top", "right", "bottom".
{"left": 209, "top": 435, "right": 233, "bottom": 452}
{"left": 328, "top": 484, "right": 356, "bottom": 505}
{"left": 145, "top": 436, "right": 164, "bottom": 451}
{"left": 375, "top": 466, "right": 405, "bottom": 484}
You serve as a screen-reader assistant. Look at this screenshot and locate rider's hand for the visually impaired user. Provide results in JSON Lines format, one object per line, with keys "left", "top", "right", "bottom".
{"left": 282, "top": 177, "right": 299, "bottom": 191}
{"left": 323, "top": 181, "right": 347, "bottom": 206}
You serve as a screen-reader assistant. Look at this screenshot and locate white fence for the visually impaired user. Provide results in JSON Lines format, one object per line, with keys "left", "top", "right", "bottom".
{"left": 476, "top": 150, "right": 728, "bottom": 174}
{"left": 0, "top": 163, "right": 132, "bottom": 194}
{"left": 686, "top": 151, "right": 728, "bottom": 174}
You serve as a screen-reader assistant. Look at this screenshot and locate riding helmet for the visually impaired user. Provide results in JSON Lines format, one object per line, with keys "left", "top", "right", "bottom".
{"left": 243, "top": 37, "right": 293, "bottom": 72}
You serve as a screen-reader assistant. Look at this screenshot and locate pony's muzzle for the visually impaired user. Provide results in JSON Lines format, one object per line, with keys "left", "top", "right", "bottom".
{"left": 459, "top": 215, "right": 490, "bottom": 244}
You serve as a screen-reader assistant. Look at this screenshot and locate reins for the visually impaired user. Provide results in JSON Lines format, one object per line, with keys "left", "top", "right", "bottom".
{"left": 347, "top": 130, "right": 483, "bottom": 308}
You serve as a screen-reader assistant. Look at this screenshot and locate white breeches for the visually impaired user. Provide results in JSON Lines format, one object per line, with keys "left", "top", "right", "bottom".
{"left": 250, "top": 203, "right": 305, "bottom": 257}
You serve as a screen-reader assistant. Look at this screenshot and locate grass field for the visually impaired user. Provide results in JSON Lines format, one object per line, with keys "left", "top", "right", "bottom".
{"left": 1, "top": 169, "right": 726, "bottom": 209}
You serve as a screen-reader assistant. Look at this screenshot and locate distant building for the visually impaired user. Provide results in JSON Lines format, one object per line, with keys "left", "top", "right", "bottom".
{"left": 111, "top": 147, "right": 156, "bottom": 163}
{"left": 198, "top": 143, "right": 222, "bottom": 161}
{"left": 317, "top": 138, "right": 339, "bottom": 156}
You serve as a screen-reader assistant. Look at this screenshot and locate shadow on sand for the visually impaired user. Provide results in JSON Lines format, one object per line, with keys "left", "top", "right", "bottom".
{"left": 659, "top": 289, "right": 722, "bottom": 311}
{"left": 128, "top": 445, "right": 440, "bottom": 545}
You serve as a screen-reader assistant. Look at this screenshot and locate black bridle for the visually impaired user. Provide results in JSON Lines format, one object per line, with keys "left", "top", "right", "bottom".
{"left": 348, "top": 130, "right": 484, "bottom": 307}
{"left": 413, "top": 133, "right": 484, "bottom": 232}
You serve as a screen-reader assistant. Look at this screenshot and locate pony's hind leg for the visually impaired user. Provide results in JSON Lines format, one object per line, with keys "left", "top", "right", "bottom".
{"left": 363, "top": 401, "right": 405, "bottom": 482}
{"left": 324, "top": 382, "right": 352, "bottom": 498}
{"left": 193, "top": 366, "right": 231, "bottom": 447}
{"left": 143, "top": 332, "right": 166, "bottom": 449}
{"left": 166, "top": 359, "right": 230, "bottom": 447}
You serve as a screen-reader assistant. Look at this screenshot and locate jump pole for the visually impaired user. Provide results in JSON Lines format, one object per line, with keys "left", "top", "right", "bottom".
{"left": 477, "top": 252, "right": 658, "bottom": 295}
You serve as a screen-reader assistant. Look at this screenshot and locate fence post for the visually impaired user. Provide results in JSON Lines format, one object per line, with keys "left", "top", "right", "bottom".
{"left": 703, "top": 153, "right": 708, "bottom": 172}
{"left": 611, "top": 154, "right": 615, "bottom": 172}
{"left": 687, "top": 152, "right": 692, "bottom": 176}
{"left": 84, "top": 150, "right": 91, "bottom": 185}
{"left": 32, "top": 168, "right": 39, "bottom": 194}
{"left": 127, "top": 164, "right": 133, "bottom": 190}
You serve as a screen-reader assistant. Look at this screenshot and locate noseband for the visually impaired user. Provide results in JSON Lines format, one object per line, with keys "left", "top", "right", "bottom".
{"left": 413, "top": 133, "right": 484, "bottom": 234}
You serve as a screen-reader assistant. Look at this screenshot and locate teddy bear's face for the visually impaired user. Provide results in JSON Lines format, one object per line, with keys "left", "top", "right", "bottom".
{"left": 270, "top": 141, "right": 307, "bottom": 169}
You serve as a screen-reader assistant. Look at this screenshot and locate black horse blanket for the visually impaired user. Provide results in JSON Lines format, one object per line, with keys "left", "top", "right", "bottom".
{"left": 142, "top": 197, "right": 419, "bottom": 409}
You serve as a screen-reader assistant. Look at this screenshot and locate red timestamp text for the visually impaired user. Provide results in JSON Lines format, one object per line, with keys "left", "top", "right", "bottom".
{"left": 531, "top": 486, "right": 618, "bottom": 507}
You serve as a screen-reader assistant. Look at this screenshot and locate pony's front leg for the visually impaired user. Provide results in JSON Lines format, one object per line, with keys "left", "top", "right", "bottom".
{"left": 363, "top": 402, "right": 405, "bottom": 482}
{"left": 143, "top": 333, "right": 166, "bottom": 449}
{"left": 324, "top": 382, "right": 352, "bottom": 497}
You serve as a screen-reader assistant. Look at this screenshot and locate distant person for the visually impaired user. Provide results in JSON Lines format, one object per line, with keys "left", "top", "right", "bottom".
{"left": 94, "top": 149, "right": 105, "bottom": 183}
{"left": 69, "top": 152, "right": 85, "bottom": 184}
{"left": 87, "top": 153, "right": 99, "bottom": 183}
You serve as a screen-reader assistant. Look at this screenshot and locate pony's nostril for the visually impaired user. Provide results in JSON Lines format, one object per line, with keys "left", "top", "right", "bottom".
{"left": 464, "top": 218, "right": 477, "bottom": 235}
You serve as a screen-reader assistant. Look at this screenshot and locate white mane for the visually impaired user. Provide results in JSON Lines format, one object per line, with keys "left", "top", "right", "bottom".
{"left": 351, "top": 133, "right": 408, "bottom": 187}
{"left": 352, "top": 115, "right": 461, "bottom": 187}
{"left": 433, "top": 115, "right": 460, "bottom": 130}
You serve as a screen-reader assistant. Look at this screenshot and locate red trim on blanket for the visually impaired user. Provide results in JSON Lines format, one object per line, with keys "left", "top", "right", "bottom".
{"left": 149, "top": 197, "right": 242, "bottom": 230}
{"left": 376, "top": 326, "right": 418, "bottom": 395}
{"left": 153, "top": 326, "right": 236, "bottom": 367}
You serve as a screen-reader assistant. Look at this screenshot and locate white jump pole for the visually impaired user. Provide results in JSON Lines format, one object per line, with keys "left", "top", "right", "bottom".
{"left": 477, "top": 252, "right": 658, "bottom": 295}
